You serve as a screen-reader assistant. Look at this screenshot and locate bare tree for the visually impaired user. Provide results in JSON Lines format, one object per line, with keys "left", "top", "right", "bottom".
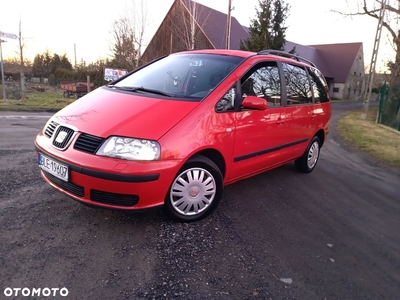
{"left": 335, "top": 0, "right": 399, "bottom": 78}
{"left": 333, "top": 1, "right": 400, "bottom": 121}
{"left": 16, "top": 19, "right": 26, "bottom": 91}
{"left": 111, "top": 18, "right": 137, "bottom": 70}
{"left": 110, "top": 0, "right": 148, "bottom": 70}
{"left": 168, "top": 0, "right": 211, "bottom": 50}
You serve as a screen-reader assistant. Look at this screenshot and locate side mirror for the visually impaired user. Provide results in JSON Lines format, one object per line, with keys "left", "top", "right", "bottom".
{"left": 242, "top": 96, "right": 268, "bottom": 110}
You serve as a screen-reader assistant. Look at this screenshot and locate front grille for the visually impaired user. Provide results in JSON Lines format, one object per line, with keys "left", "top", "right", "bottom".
{"left": 52, "top": 126, "right": 75, "bottom": 150}
{"left": 74, "top": 133, "right": 105, "bottom": 154}
{"left": 44, "top": 121, "right": 59, "bottom": 138}
{"left": 91, "top": 190, "right": 139, "bottom": 207}
{"left": 42, "top": 171, "right": 84, "bottom": 197}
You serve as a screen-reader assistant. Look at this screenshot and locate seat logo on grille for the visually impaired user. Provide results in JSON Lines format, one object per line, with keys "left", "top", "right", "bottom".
{"left": 55, "top": 130, "right": 68, "bottom": 143}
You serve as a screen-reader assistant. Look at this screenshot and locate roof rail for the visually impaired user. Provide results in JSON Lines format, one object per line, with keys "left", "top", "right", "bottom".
{"left": 257, "top": 49, "right": 316, "bottom": 67}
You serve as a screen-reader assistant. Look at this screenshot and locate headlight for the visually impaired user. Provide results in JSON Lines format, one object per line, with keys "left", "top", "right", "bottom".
{"left": 96, "top": 136, "right": 160, "bottom": 161}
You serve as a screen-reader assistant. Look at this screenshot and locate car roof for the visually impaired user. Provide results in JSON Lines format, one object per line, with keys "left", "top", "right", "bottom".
{"left": 174, "top": 49, "right": 317, "bottom": 69}
{"left": 176, "top": 49, "right": 256, "bottom": 58}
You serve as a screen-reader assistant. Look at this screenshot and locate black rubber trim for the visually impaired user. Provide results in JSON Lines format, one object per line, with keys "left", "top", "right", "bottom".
{"left": 36, "top": 146, "right": 160, "bottom": 183}
{"left": 78, "top": 201, "right": 163, "bottom": 213}
{"left": 234, "top": 138, "right": 308, "bottom": 162}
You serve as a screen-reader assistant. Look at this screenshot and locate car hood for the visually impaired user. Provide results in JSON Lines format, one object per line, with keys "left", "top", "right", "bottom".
{"left": 52, "top": 87, "right": 199, "bottom": 140}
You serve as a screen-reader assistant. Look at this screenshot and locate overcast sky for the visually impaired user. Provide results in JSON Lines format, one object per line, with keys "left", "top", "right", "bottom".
{"left": 0, "top": 0, "right": 394, "bottom": 72}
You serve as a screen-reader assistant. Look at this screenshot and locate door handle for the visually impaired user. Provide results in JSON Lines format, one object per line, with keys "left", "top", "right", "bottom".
{"left": 276, "top": 118, "right": 285, "bottom": 124}
{"left": 311, "top": 114, "right": 316, "bottom": 119}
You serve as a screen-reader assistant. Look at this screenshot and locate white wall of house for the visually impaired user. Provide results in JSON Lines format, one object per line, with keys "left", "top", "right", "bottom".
{"left": 331, "top": 83, "right": 345, "bottom": 100}
{"left": 343, "top": 47, "right": 366, "bottom": 100}
{"left": 329, "top": 46, "right": 366, "bottom": 100}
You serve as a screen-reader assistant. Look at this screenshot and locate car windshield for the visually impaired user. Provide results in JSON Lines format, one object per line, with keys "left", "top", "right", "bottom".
{"left": 111, "top": 53, "right": 244, "bottom": 101}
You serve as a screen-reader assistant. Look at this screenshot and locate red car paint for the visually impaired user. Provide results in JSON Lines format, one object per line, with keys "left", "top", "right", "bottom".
{"left": 35, "top": 49, "right": 331, "bottom": 221}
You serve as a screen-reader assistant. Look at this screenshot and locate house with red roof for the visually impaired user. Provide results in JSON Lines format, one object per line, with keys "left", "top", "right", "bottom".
{"left": 141, "top": 0, "right": 365, "bottom": 100}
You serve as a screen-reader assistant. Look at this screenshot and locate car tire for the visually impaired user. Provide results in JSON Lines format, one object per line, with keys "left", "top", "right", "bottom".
{"left": 295, "top": 136, "right": 321, "bottom": 173}
{"left": 164, "top": 155, "right": 223, "bottom": 222}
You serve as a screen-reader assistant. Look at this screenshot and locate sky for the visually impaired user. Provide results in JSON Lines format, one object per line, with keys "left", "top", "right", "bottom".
{"left": 0, "top": 0, "right": 395, "bottom": 72}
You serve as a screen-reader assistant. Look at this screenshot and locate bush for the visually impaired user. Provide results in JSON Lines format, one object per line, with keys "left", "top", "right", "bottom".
{"left": 48, "top": 74, "right": 56, "bottom": 86}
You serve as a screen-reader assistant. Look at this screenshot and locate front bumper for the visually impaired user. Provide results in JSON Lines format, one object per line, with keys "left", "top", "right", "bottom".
{"left": 35, "top": 133, "right": 182, "bottom": 211}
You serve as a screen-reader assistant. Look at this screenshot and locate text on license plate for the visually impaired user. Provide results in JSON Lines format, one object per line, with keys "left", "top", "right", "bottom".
{"left": 38, "top": 153, "right": 69, "bottom": 182}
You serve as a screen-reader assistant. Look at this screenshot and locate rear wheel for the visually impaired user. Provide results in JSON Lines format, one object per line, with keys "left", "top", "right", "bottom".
{"left": 295, "top": 136, "right": 321, "bottom": 173}
{"left": 164, "top": 155, "right": 223, "bottom": 222}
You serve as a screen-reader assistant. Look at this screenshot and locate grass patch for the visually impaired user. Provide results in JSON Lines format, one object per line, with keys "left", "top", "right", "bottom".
{"left": 337, "top": 107, "right": 400, "bottom": 167}
{"left": 0, "top": 86, "right": 74, "bottom": 111}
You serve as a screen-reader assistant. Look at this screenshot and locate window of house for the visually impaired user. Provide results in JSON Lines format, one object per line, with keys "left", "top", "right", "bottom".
{"left": 282, "top": 63, "right": 312, "bottom": 105}
{"left": 348, "top": 88, "right": 351, "bottom": 94}
{"left": 359, "top": 73, "right": 361, "bottom": 76}
{"left": 354, "top": 89, "right": 356, "bottom": 94}
{"left": 308, "top": 67, "right": 329, "bottom": 103}
{"left": 333, "top": 87, "right": 339, "bottom": 93}
{"left": 240, "top": 61, "right": 281, "bottom": 107}
{"left": 354, "top": 72, "right": 357, "bottom": 76}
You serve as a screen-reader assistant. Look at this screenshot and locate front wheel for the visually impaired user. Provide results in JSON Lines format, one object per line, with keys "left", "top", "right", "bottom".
{"left": 295, "top": 136, "right": 321, "bottom": 173}
{"left": 164, "top": 155, "right": 223, "bottom": 222}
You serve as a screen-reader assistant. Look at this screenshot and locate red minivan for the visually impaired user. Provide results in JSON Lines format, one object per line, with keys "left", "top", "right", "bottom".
{"left": 35, "top": 49, "right": 331, "bottom": 222}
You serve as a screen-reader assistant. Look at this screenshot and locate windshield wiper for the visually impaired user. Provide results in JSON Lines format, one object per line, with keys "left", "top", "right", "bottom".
{"left": 107, "top": 85, "right": 174, "bottom": 97}
{"left": 107, "top": 85, "right": 135, "bottom": 91}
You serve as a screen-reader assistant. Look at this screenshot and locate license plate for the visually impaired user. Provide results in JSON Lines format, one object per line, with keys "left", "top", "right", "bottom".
{"left": 38, "top": 153, "right": 69, "bottom": 182}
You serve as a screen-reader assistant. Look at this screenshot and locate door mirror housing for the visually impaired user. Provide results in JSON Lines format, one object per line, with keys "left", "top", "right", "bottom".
{"left": 242, "top": 96, "right": 268, "bottom": 110}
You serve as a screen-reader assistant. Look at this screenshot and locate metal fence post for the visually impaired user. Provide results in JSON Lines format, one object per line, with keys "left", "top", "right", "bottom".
{"left": 376, "top": 82, "right": 385, "bottom": 124}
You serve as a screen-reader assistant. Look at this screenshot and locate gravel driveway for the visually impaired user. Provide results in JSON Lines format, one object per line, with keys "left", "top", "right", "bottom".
{"left": 0, "top": 103, "right": 399, "bottom": 299}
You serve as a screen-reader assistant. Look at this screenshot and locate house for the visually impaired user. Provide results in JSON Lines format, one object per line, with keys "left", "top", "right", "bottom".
{"left": 140, "top": 0, "right": 249, "bottom": 64}
{"left": 141, "top": 0, "right": 365, "bottom": 100}
{"left": 284, "top": 41, "right": 366, "bottom": 100}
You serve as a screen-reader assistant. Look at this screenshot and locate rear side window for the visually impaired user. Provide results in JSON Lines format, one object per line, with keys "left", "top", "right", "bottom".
{"left": 282, "top": 63, "right": 312, "bottom": 105}
{"left": 308, "top": 68, "right": 329, "bottom": 103}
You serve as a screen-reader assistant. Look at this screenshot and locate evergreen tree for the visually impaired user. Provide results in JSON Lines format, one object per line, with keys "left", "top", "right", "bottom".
{"left": 240, "top": 0, "right": 290, "bottom": 52}
{"left": 60, "top": 54, "right": 73, "bottom": 70}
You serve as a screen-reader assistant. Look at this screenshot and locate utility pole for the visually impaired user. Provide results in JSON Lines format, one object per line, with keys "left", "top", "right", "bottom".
{"left": 225, "top": 0, "right": 232, "bottom": 49}
{"left": 0, "top": 31, "right": 18, "bottom": 101}
{"left": 361, "top": 0, "right": 387, "bottom": 119}
{"left": 0, "top": 39, "right": 6, "bottom": 101}
{"left": 74, "top": 43, "right": 77, "bottom": 70}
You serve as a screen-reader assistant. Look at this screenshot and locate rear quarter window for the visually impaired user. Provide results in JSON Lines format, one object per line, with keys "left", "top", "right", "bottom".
{"left": 308, "top": 68, "right": 329, "bottom": 103}
{"left": 282, "top": 63, "right": 313, "bottom": 105}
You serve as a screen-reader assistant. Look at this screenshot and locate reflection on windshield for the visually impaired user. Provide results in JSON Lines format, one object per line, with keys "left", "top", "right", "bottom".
{"left": 114, "top": 54, "right": 244, "bottom": 101}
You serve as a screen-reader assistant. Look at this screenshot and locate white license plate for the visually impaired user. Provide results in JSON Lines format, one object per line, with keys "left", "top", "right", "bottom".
{"left": 38, "top": 153, "right": 69, "bottom": 182}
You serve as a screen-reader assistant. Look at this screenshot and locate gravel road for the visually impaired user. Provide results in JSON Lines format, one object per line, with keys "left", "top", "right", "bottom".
{"left": 0, "top": 102, "right": 399, "bottom": 299}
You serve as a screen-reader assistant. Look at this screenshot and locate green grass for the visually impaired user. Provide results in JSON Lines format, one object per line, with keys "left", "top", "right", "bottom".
{"left": 0, "top": 85, "right": 74, "bottom": 111}
{"left": 337, "top": 107, "right": 400, "bottom": 167}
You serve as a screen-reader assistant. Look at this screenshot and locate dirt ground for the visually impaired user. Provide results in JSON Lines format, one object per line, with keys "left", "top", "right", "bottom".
{"left": 0, "top": 102, "right": 399, "bottom": 299}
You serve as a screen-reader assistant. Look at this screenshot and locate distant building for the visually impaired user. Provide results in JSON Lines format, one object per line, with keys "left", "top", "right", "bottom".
{"left": 285, "top": 41, "right": 366, "bottom": 100}
{"left": 142, "top": 0, "right": 365, "bottom": 100}
{"left": 140, "top": 0, "right": 249, "bottom": 65}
